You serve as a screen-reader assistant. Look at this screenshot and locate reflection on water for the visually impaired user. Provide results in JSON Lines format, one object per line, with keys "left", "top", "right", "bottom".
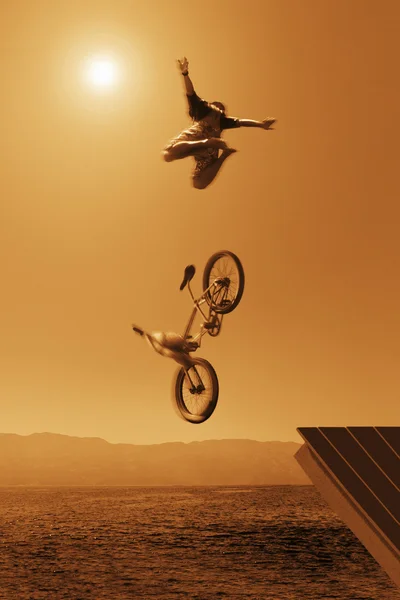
{"left": 0, "top": 486, "right": 398, "bottom": 599}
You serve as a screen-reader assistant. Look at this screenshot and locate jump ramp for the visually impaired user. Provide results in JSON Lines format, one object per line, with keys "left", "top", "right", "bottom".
{"left": 295, "top": 426, "right": 400, "bottom": 587}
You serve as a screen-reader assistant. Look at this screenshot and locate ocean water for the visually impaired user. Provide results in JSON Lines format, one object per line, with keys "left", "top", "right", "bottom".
{"left": 0, "top": 486, "right": 398, "bottom": 599}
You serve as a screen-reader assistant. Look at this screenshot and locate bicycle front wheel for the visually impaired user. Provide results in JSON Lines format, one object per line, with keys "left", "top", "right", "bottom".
{"left": 174, "top": 358, "right": 219, "bottom": 424}
{"left": 203, "top": 251, "right": 245, "bottom": 314}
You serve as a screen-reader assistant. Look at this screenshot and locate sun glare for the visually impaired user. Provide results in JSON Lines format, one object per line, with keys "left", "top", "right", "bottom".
{"left": 85, "top": 56, "right": 119, "bottom": 89}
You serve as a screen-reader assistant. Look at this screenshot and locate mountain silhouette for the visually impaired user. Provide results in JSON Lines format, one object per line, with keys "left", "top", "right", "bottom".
{"left": 0, "top": 433, "right": 310, "bottom": 486}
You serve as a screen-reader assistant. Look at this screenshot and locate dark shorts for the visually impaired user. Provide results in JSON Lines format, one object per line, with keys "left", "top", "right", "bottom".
{"left": 192, "top": 148, "right": 219, "bottom": 178}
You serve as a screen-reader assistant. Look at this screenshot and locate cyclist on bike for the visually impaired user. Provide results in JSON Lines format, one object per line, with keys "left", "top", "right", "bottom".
{"left": 163, "top": 57, "right": 276, "bottom": 190}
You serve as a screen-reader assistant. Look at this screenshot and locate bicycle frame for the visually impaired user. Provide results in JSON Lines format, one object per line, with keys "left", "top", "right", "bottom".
{"left": 182, "top": 278, "right": 227, "bottom": 348}
{"left": 132, "top": 270, "right": 230, "bottom": 366}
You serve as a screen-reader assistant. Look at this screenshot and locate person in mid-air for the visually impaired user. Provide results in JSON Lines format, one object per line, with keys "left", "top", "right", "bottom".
{"left": 163, "top": 57, "right": 276, "bottom": 190}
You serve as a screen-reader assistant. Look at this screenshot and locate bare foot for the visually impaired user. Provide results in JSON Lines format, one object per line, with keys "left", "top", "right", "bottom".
{"left": 222, "top": 147, "right": 237, "bottom": 156}
{"left": 263, "top": 118, "right": 276, "bottom": 130}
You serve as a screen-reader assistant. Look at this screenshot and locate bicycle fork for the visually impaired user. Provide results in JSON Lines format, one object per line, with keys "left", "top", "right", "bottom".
{"left": 184, "top": 365, "right": 205, "bottom": 394}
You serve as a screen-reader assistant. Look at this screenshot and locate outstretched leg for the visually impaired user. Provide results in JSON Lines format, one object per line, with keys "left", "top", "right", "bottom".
{"left": 163, "top": 138, "right": 228, "bottom": 162}
{"left": 192, "top": 149, "right": 237, "bottom": 190}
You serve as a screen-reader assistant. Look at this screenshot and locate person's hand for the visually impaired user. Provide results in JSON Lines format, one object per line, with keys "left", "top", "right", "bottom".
{"left": 177, "top": 57, "right": 189, "bottom": 74}
{"left": 262, "top": 117, "right": 276, "bottom": 130}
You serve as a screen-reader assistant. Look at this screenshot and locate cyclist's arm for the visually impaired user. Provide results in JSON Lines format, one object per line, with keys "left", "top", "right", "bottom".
{"left": 177, "top": 57, "right": 195, "bottom": 95}
{"left": 237, "top": 119, "right": 264, "bottom": 127}
{"left": 177, "top": 58, "right": 209, "bottom": 118}
{"left": 221, "top": 116, "right": 275, "bottom": 131}
{"left": 183, "top": 72, "right": 195, "bottom": 96}
{"left": 237, "top": 118, "right": 275, "bottom": 129}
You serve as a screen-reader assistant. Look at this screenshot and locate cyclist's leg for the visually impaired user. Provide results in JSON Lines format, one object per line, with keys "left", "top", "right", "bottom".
{"left": 192, "top": 148, "right": 237, "bottom": 190}
{"left": 163, "top": 138, "right": 229, "bottom": 162}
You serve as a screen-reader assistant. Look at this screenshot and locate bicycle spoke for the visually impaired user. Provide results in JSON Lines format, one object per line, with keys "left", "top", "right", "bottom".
{"left": 208, "top": 256, "right": 241, "bottom": 310}
{"left": 180, "top": 364, "right": 214, "bottom": 416}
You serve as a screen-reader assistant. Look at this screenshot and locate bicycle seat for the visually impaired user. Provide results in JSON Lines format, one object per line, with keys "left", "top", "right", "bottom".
{"left": 179, "top": 264, "right": 196, "bottom": 290}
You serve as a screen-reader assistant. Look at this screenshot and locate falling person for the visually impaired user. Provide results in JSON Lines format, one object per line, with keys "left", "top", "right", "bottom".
{"left": 163, "top": 57, "right": 276, "bottom": 190}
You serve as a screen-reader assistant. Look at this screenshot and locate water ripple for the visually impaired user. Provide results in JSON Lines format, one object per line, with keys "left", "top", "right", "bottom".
{"left": 0, "top": 486, "right": 398, "bottom": 599}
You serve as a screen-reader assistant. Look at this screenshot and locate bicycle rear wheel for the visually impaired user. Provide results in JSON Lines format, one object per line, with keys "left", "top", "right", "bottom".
{"left": 203, "top": 251, "right": 245, "bottom": 314}
{"left": 174, "top": 358, "right": 219, "bottom": 424}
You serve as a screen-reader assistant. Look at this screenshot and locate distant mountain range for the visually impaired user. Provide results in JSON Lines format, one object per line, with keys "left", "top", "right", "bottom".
{"left": 0, "top": 433, "right": 311, "bottom": 486}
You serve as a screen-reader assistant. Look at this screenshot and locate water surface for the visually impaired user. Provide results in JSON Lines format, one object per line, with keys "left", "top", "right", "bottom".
{"left": 0, "top": 486, "right": 398, "bottom": 599}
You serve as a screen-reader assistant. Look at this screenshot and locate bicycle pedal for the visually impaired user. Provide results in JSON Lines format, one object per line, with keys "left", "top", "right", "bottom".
{"left": 187, "top": 342, "right": 199, "bottom": 351}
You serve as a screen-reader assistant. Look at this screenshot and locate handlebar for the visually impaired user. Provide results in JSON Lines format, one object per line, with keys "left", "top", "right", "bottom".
{"left": 132, "top": 325, "right": 144, "bottom": 336}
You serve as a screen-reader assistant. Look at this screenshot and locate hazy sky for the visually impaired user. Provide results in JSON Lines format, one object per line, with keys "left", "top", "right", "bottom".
{"left": 1, "top": 0, "right": 399, "bottom": 445}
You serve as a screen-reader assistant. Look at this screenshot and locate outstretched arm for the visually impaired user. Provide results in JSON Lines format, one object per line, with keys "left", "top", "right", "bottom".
{"left": 238, "top": 118, "right": 276, "bottom": 129}
{"left": 177, "top": 56, "right": 195, "bottom": 96}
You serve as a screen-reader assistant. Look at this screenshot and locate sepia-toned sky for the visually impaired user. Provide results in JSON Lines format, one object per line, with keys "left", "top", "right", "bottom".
{"left": 1, "top": 0, "right": 399, "bottom": 445}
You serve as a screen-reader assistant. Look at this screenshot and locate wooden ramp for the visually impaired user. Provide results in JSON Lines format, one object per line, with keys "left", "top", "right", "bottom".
{"left": 295, "top": 426, "right": 400, "bottom": 587}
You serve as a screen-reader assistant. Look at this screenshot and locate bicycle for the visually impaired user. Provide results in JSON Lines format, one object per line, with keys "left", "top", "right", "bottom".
{"left": 132, "top": 250, "right": 245, "bottom": 424}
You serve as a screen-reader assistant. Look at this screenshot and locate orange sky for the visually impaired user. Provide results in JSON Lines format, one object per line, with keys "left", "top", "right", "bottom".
{"left": 1, "top": 0, "right": 399, "bottom": 445}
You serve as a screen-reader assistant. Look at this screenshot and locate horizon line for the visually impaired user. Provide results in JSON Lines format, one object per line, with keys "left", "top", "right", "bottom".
{"left": 0, "top": 431, "right": 302, "bottom": 446}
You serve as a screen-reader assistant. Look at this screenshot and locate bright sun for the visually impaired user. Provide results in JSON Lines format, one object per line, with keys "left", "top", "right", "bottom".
{"left": 85, "top": 56, "right": 119, "bottom": 89}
